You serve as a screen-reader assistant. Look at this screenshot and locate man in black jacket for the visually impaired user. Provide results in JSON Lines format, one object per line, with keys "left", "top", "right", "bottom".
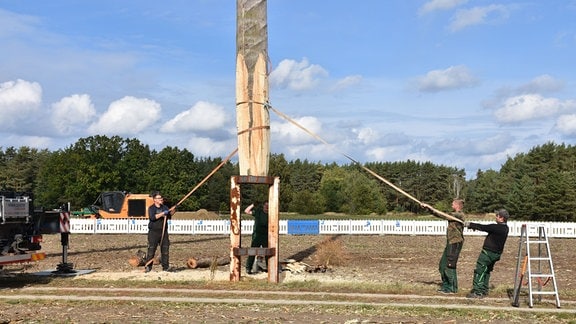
{"left": 465, "top": 209, "right": 510, "bottom": 298}
{"left": 144, "top": 191, "right": 174, "bottom": 272}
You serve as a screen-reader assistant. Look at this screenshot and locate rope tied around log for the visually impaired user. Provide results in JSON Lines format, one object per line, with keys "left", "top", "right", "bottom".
{"left": 235, "top": 100, "right": 271, "bottom": 135}
{"left": 235, "top": 100, "right": 270, "bottom": 108}
{"left": 237, "top": 125, "right": 270, "bottom": 136}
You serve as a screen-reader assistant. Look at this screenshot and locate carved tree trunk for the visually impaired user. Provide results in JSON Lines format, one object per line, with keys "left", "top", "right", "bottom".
{"left": 236, "top": 0, "right": 270, "bottom": 176}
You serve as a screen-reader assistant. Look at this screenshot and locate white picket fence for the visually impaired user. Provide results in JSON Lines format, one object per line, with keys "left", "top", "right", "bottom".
{"left": 68, "top": 219, "right": 576, "bottom": 238}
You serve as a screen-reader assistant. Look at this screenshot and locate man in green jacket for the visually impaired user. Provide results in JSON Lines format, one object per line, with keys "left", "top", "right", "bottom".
{"left": 245, "top": 201, "right": 269, "bottom": 274}
{"left": 422, "top": 199, "right": 465, "bottom": 294}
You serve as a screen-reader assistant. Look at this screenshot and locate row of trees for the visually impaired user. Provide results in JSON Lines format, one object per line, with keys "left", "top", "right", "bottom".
{"left": 1, "top": 136, "right": 575, "bottom": 221}
{"left": 466, "top": 142, "right": 576, "bottom": 221}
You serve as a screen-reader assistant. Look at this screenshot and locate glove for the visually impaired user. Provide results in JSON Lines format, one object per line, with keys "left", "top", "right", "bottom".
{"left": 163, "top": 210, "right": 170, "bottom": 216}
{"left": 464, "top": 221, "right": 470, "bottom": 228}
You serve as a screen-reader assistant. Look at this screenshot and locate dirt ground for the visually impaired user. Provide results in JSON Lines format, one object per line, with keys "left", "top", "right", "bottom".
{"left": 1, "top": 232, "right": 575, "bottom": 323}
{"left": 18, "top": 232, "right": 574, "bottom": 288}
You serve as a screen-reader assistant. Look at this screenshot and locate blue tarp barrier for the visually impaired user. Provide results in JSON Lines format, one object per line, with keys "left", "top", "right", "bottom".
{"left": 287, "top": 220, "right": 319, "bottom": 235}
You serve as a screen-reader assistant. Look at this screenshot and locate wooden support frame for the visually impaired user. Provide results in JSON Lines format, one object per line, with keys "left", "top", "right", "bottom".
{"left": 229, "top": 175, "right": 280, "bottom": 283}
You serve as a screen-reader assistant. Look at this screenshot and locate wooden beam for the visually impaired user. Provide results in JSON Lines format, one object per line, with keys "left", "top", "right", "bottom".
{"left": 233, "top": 175, "right": 275, "bottom": 185}
{"left": 229, "top": 176, "right": 242, "bottom": 282}
{"left": 233, "top": 247, "right": 276, "bottom": 256}
{"left": 267, "top": 177, "right": 280, "bottom": 283}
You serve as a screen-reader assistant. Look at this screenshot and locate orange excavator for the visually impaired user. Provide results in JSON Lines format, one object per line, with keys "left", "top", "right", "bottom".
{"left": 77, "top": 191, "right": 154, "bottom": 219}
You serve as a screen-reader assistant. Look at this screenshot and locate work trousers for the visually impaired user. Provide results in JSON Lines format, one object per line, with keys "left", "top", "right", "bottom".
{"left": 246, "top": 231, "right": 268, "bottom": 272}
{"left": 146, "top": 229, "right": 170, "bottom": 270}
{"left": 471, "top": 248, "right": 501, "bottom": 295}
{"left": 439, "top": 241, "right": 463, "bottom": 292}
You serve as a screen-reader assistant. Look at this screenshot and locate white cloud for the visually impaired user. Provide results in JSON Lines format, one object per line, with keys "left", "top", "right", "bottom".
{"left": 88, "top": 96, "right": 161, "bottom": 135}
{"left": 161, "top": 101, "right": 229, "bottom": 133}
{"left": 271, "top": 116, "right": 323, "bottom": 145}
{"left": 354, "top": 127, "right": 379, "bottom": 145}
{"left": 416, "top": 65, "right": 478, "bottom": 92}
{"left": 494, "top": 94, "right": 576, "bottom": 123}
{"left": 51, "top": 94, "right": 96, "bottom": 135}
{"left": 483, "top": 75, "right": 566, "bottom": 110}
{"left": 0, "top": 79, "right": 42, "bottom": 128}
{"left": 431, "top": 133, "right": 514, "bottom": 156}
{"left": 331, "top": 75, "right": 362, "bottom": 91}
{"left": 472, "top": 133, "right": 514, "bottom": 155}
{"left": 458, "top": 147, "right": 516, "bottom": 174}
{"left": 517, "top": 74, "right": 564, "bottom": 94}
{"left": 419, "top": 0, "right": 468, "bottom": 15}
{"left": 366, "top": 145, "right": 412, "bottom": 162}
{"left": 278, "top": 142, "right": 341, "bottom": 163}
{"left": 449, "top": 5, "right": 509, "bottom": 32}
{"left": 556, "top": 114, "right": 576, "bottom": 136}
{"left": 0, "top": 8, "right": 41, "bottom": 37}
{"left": 186, "top": 136, "right": 232, "bottom": 157}
{"left": 0, "top": 134, "right": 53, "bottom": 149}
{"left": 554, "top": 30, "right": 576, "bottom": 47}
{"left": 270, "top": 58, "right": 328, "bottom": 91}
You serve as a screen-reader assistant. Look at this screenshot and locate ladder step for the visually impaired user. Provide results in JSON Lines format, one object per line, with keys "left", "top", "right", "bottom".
{"left": 530, "top": 257, "right": 551, "bottom": 261}
{"left": 530, "top": 291, "right": 558, "bottom": 295}
{"left": 530, "top": 274, "right": 554, "bottom": 278}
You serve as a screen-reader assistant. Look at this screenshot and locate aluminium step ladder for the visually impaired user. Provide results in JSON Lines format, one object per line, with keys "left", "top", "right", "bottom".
{"left": 512, "top": 224, "right": 560, "bottom": 308}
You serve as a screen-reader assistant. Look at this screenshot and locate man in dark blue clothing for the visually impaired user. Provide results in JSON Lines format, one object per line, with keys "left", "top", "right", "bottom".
{"left": 465, "top": 209, "right": 510, "bottom": 298}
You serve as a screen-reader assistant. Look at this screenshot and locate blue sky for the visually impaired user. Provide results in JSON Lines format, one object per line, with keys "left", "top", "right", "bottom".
{"left": 1, "top": 0, "right": 576, "bottom": 179}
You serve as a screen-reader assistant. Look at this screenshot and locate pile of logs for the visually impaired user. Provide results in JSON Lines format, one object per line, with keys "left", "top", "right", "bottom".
{"left": 280, "top": 259, "right": 329, "bottom": 274}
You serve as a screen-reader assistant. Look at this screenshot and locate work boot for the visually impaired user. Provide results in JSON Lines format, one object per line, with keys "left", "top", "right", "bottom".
{"left": 144, "top": 265, "right": 152, "bottom": 273}
{"left": 466, "top": 292, "right": 484, "bottom": 299}
{"left": 256, "top": 258, "right": 267, "bottom": 271}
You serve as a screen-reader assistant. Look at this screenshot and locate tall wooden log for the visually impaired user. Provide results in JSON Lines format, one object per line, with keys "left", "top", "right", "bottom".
{"left": 232, "top": 0, "right": 280, "bottom": 284}
{"left": 236, "top": 0, "right": 270, "bottom": 176}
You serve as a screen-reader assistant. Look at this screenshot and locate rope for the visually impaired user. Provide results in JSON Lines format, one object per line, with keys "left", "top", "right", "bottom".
{"left": 236, "top": 100, "right": 269, "bottom": 107}
{"left": 237, "top": 125, "right": 270, "bottom": 136}
{"left": 268, "top": 104, "right": 463, "bottom": 224}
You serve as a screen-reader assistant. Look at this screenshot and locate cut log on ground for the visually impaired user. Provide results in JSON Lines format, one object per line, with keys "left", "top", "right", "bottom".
{"left": 128, "top": 255, "right": 159, "bottom": 267}
{"left": 187, "top": 256, "right": 230, "bottom": 269}
{"left": 127, "top": 250, "right": 147, "bottom": 267}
